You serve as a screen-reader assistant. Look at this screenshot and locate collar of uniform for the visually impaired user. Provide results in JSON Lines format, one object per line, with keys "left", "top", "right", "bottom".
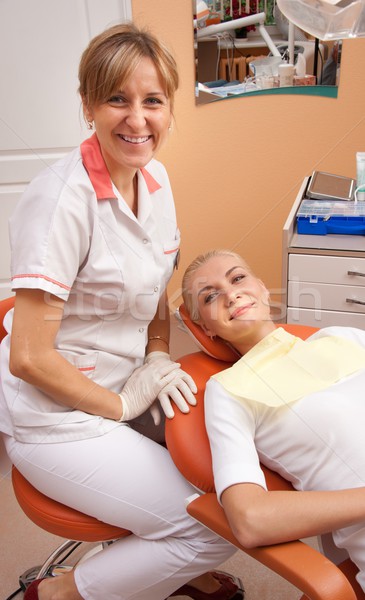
{"left": 80, "top": 133, "right": 161, "bottom": 199}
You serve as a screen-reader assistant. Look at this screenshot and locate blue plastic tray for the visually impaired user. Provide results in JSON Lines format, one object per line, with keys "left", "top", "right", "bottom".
{"left": 296, "top": 199, "right": 365, "bottom": 235}
{"left": 297, "top": 215, "right": 365, "bottom": 235}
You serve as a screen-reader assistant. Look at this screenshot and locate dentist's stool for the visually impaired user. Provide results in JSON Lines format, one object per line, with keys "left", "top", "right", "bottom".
{"left": 0, "top": 296, "right": 130, "bottom": 591}
{"left": 12, "top": 467, "right": 130, "bottom": 587}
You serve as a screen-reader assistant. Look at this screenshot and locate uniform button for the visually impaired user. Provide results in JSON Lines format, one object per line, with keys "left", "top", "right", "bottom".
{"left": 154, "top": 286, "right": 159, "bottom": 292}
{"left": 143, "top": 239, "right": 148, "bottom": 244}
{"left": 139, "top": 328, "right": 144, "bottom": 333}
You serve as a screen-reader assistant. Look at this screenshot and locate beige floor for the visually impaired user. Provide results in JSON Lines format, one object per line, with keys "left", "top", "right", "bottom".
{"left": 1, "top": 323, "right": 307, "bottom": 599}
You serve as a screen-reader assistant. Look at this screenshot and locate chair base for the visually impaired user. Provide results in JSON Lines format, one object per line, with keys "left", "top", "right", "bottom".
{"left": 18, "top": 540, "right": 80, "bottom": 591}
{"left": 19, "top": 566, "right": 44, "bottom": 592}
{"left": 19, "top": 539, "right": 108, "bottom": 591}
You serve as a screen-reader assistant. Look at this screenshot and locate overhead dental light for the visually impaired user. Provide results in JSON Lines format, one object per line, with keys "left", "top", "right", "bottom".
{"left": 193, "top": 0, "right": 281, "bottom": 57}
{"left": 276, "top": 0, "right": 365, "bottom": 40}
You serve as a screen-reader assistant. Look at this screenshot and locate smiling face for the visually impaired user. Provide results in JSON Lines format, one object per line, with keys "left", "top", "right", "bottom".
{"left": 187, "top": 254, "right": 276, "bottom": 354}
{"left": 84, "top": 57, "right": 172, "bottom": 181}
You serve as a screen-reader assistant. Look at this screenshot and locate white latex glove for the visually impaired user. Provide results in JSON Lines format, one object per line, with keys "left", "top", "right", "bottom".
{"left": 119, "top": 359, "right": 179, "bottom": 422}
{"left": 145, "top": 352, "right": 197, "bottom": 423}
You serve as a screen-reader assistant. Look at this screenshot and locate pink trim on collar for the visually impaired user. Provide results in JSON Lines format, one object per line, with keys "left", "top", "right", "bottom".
{"left": 140, "top": 167, "right": 161, "bottom": 193}
{"left": 80, "top": 134, "right": 161, "bottom": 199}
{"left": 80, "top": 134, "right": 116, "bottom": 200}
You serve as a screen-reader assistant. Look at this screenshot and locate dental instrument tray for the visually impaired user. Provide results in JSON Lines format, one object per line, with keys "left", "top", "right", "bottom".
{"left": 296, "top": 199, "right": 365, "bottom": 236}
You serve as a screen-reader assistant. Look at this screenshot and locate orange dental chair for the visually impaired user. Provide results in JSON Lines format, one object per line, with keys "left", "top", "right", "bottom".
{"left": 165, "top": 304, "right": 365, "bottom": 600}
{"left": 0, "top": 296, "right": 130, "bottom": 593}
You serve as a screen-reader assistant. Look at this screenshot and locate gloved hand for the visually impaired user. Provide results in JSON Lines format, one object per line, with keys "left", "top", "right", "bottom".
{"left": 119, "top": 358, "right": 179, "bottom": 422}
{"left": 145, "top": 352, "right": 197, "bottom": 424}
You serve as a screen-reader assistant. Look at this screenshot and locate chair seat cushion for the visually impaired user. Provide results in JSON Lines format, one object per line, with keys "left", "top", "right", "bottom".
{"left": 12, "top": 467, "right": 130, "bottom": 542}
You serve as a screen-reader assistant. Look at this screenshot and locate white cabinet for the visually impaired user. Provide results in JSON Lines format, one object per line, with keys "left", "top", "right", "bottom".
{"left": 282, "top": 178, "right": 365, "bottom": 329}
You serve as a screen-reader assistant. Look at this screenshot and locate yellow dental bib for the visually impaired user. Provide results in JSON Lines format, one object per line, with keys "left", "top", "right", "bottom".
{"left": 212, "top": 328, "right": 365, "bottom": 407}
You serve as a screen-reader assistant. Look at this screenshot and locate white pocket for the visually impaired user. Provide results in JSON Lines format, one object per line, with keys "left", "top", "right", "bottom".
{"left": 163, "top": 233, "right": 180, "bottom": 256}
{"left": 59, "top": 351, "right": 99, "bottom": 379}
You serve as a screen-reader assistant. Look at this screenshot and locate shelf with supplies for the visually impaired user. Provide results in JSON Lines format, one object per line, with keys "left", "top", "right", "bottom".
{"left": 196, "top": 37, "right": 327, "bottom": 85}
{"left": 282, "top": 176, "right": 365, "bottom": 329}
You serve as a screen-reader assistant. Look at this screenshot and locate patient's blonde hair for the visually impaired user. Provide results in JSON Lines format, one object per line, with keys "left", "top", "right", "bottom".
{"left": 182, "top": 249, "right": 252, "bottom": 322}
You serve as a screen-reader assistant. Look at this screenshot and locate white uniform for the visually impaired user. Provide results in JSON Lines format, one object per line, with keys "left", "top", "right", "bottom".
{"left": 0, "top": 134, "right": 234, "bottom": 599}
{"left": 1, "top": 133, "right": 181, "bottom": 443}
{"left": 205, "top": 326, "right": 365, "bottom": 592}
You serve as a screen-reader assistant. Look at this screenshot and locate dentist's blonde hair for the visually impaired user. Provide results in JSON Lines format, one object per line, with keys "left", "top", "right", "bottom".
{"left": 182, "top": 249, "right": 252, "bottom": 322}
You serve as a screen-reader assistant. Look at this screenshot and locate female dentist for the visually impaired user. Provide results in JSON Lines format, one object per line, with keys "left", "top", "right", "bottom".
{"left": 0, "top": 24, "right": 240, "bottom": 600}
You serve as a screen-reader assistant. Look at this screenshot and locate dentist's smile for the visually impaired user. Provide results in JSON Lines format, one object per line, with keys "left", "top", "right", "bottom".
{"left": 119, "top": 134, "right": 152, "bottom": 144}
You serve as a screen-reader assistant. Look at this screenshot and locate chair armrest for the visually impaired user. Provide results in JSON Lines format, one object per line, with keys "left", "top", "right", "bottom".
{"left": 187, "top": 493, "right": 357, "bottom": 600}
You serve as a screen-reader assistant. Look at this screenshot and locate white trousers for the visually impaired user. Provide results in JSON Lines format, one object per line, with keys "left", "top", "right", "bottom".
{"left": 5, "top": 425, "right": 235, "bottom": 600}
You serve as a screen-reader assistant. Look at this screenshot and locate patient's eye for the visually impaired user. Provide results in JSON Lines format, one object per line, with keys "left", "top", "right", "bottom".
{"left": 204, "top": 291, "right": 218, "bottom": 304}
{"left": 232, "top": 273, "right": 246, "bottom": 284}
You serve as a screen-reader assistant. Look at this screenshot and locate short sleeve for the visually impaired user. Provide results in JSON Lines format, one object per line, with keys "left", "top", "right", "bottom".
{"left": 205, "top": 378, "right": 267, "bottom": 502}
{"left": 307, "top": 326, "right": 365, "bottom": 350}
{"left": 9, "top": 154, "right": 92, "bottom": 300}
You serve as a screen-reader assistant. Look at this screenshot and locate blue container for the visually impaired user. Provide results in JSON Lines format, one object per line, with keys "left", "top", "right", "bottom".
{"left": 297, "top": 215, "right": 365, "bottom": 235}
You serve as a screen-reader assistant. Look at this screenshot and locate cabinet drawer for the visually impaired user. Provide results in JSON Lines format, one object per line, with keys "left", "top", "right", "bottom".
{"left": 287, "top": 307, "right": 365, "bottom": 329}
{"left": 288, "top": 281, "right": 365, "bottom": 313}
{"left": 288, "top": 254, "right": 365, "bottom": 286}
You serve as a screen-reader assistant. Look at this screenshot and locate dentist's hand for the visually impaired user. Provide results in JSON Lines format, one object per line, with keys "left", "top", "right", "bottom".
{"left": 119, "top": 359, "right": 179, "bottom": 422}
{"left": 145, "top": 352, "right": 197, "bottom": 424}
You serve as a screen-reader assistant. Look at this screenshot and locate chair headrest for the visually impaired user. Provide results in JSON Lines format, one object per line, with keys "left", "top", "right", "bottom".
{"left": 176, "top": 303, "right": 240, "bottom": 362}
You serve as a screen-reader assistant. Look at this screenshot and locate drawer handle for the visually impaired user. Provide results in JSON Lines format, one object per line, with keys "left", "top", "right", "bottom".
{"left": 346, "top": 298, "right": 365, "bottom": 306}
{"left": 347, "top": 270, "right": 365, "bottom": 277}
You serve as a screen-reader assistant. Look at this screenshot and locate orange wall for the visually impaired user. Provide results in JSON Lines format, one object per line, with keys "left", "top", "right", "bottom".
{"left": 133, "top": 0, "right": 365, "bottom": 310}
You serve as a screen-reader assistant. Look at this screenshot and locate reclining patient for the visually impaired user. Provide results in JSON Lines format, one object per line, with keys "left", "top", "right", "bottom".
{"left": 182, "top": 248, "right": 365, "bottom": 592}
